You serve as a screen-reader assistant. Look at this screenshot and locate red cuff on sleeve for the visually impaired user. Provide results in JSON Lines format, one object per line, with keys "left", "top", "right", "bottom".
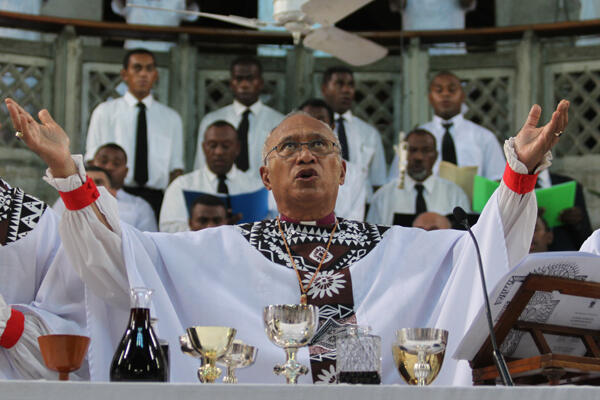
{"left": 0, "top": 308, "right": 25, "bottom": 349}
{"left": 502, "top": 162, "right": 538, "bottom": 194}
{"left": 59, "top": 176, "right": 100, "bottom": 210}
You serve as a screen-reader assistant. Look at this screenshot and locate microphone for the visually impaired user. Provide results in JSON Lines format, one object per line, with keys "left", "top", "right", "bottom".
{"left": 452, "top": 207, "right": 514, "bottom": 386}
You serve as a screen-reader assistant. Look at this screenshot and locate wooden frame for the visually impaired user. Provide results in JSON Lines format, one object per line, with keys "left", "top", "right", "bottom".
{"left": 471, "top": 274, "right": 600, "bottom": 385}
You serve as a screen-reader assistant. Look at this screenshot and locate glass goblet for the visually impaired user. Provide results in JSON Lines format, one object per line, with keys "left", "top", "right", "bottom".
{"left": 217, "top": 340, "right": 258, "bottom": 383}
{"left": 263, "top": 304, "right": 319, "bottom": 384}
{"left": 186, "top": 326, "right": 236, "bottom": 383}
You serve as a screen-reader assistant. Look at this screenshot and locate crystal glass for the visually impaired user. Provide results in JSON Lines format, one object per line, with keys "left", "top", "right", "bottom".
{"left": 392, "top": 328, "right": 448, "bottom": 386}
{"left": 263, "top": 304, "right": 319, "bottom": 384}
{"left": 37, "top": 334, "right": 90, "bottom": 381}
{"left": 336, "top": 325, "right": 381, "bottom": 384}
{"left": 217, "top": 340, "right": 258, "bottom": 383}
{"left": 186, "top": 326, "right": 236, "bottom": 383}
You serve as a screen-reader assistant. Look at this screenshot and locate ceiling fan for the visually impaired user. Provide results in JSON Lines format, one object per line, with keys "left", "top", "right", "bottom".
{"left": 126, "top": 0, "right": 388, "bottom": 66}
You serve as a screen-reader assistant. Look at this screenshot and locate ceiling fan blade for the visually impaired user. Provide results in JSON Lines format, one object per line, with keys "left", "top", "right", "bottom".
{"left": 303, "top": 26, "right": 388, "bottom": 66}
{"left": 301, "top": 0, "right": 374, "bottom": 26}
{"left": 125, "top": 3, "right": 270, "bottom": 29}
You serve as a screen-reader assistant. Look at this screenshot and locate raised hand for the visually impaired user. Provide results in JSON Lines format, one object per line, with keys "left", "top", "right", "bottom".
{"left": 514, "top": 99, "right": 569, "bottom": 174}
{"left": 5, "top": 98, "right": 77, "bottom": 178}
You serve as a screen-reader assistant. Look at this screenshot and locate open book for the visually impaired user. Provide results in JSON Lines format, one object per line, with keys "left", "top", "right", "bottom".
{"left": 454, "top": 251, "right": 600, "bottom": 362}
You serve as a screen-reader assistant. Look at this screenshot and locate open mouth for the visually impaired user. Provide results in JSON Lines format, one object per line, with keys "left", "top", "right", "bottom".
{"left": 295, "top": 168, "right": 318, "bottom": 181}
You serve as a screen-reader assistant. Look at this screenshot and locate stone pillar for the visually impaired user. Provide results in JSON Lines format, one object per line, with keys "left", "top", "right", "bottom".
{"left": 402, "top": 37, "right": 429, "bottom": 133}
{"left": 53, "top": 25, "right": 83, "bottom": 153}
{"left": 515, "top": 31, "right": 542, "bottom": 126}
{"left": 169, "top": 34, "right": 197, "bottom": 171}
{"left": 285, "top": 45, "right": 314, "bottom": 112}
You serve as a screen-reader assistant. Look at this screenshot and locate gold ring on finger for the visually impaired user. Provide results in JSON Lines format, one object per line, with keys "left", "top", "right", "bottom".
{"left": 15, "top": 131, "right": 23, "bottom": 139}
{"left": 554, "top": 130, "right": 564, "bottom": 137}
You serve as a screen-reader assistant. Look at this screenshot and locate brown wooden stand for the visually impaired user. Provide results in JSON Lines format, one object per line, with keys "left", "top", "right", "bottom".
{"left": 470, "top": 274, "right": 600, "bottom": 385}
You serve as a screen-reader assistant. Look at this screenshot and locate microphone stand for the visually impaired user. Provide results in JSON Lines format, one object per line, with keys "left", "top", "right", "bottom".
{"left": 454, "top": 207, "right": 514, "bottom": 386}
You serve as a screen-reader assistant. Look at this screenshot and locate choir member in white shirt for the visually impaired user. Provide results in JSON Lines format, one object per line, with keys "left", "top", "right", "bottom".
{"left": 412, "top": 212, "right": 453, "bottom": 231}
{"left": 368, "top": 129, "right": 470, "bottom": 226}
{"left": 160, "top": 120, "right": 265, "bottom": 233}
{"left": 188, "top": 194, "right": 228, "bottom": 231}
{"left": 390, "top": 71, "right": 505, "bottom": 181}
{"left": 90, "top": 143, "right": 157, "bottom": 231}
{"left": 321, "top": 66, "right": 387, "bottom": 195}
{"left": 84, "top": 49, "right": 184, "bottom": 217}
{"left": 193, "top": 56, "right": 284, "bottom": 176}
{"left": 5, "top": 95, "right": 569, "bottom": 384}
{"left": 299, "top": 98, "right": 367, "bottom": 221}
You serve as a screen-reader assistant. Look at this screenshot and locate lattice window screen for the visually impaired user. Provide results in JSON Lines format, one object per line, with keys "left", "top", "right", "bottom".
{"left": 80, "top": 62, "right": 169, "bottom": 147}
{"left": 0, "top": 55, "right": 52, "bottom": 148}
{"left": 196, "top": 70, "right": 285, "bottom": 122}
{"left": 430, "top": 68, "right": 515, "bottom": 142}
{"left": 312, "top": 72, "right": 402, "bottom": 163}
{"left": 545, "top": 60, "right": 600, "bottom": 157}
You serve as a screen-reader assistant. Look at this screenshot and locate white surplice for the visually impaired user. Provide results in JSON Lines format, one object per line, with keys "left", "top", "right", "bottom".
{"left": 48, "top": 139, "right": 541, "bottom": 385}
{"left": 580, "top": 229, "right": 600, "bottom": 254}
{"left": 0, "top": 207, "right": 88, "bottom": 380}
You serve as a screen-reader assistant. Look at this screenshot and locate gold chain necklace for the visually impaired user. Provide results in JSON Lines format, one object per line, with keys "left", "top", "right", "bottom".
{"left": 276, "top": 216, "right": 338, "bottom": 305}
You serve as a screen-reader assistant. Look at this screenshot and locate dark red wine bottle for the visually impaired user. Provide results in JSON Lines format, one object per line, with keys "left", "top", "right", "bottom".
{"left": 110, "top": 305, "right": 168, "bottom": 382}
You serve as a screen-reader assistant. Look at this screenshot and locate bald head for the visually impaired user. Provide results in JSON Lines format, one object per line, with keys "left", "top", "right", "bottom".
{"left": 262, "top": 112, "right": 340, "bottom": 164}
{"left": 413, "top": 212, "right": 452, "bottom": 231}
{"left": 259, "top": 112, "right": 346, "bottom": 221}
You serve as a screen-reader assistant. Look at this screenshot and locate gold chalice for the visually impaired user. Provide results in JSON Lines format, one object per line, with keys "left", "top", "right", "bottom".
{"left": 392, "top": 328, "right": 448, "bottom": 386}
{"left": 179, "top": 334, "right": 208, "bottom": 383}
{"left": 263, "top": 304, "right": 319, "bottom": 384}
{"left": 38, "top": 334, "right": 90, "bottom": 381}
{"left": 217, "top": 340, "right": 258, "bottom": 383}
{"left": 186, "top": 326, "right": 236, "bottom": 383}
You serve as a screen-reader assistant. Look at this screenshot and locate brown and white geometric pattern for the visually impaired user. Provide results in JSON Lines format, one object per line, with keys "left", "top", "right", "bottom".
{"left": 0, "top": 178, "right": 47, "bottom": 246}
{"left": 237, "top": 218, "right": 389, "bottom": 383}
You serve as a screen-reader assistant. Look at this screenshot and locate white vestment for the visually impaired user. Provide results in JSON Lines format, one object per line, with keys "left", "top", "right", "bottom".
{"left": 580, "top": 229, "right": 600, "bottom": 254}
{"left": 0, "top": 195, "right": 88, "bottom": 380}
{"left": 49, "top": 143, "right": 539, "bottom": 385}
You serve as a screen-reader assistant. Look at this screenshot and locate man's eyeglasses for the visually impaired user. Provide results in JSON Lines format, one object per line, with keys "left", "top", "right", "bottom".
{"left": 263, "top": 139, "right": 339, "bottom": 164}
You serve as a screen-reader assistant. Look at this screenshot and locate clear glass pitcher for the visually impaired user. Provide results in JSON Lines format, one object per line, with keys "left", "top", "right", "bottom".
{"left": 336, "top": 325, "right": 381, "bottom": 384}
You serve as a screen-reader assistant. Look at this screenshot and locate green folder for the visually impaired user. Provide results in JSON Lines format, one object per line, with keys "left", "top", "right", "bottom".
{"left": 472, "top": 176, "right": 576, "bottom": 228}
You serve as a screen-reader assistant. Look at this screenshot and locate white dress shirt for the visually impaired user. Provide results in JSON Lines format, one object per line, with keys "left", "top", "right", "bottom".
{"left": 84, "top": 91, "right": 184, "bottom": 190}
{"left": 367, "top": 174, "right": 471, "bottom": 225}
{"left": 193, "top": 100, "right": 284, "bottom": 177}
{"left": 159, "top": 165, "right": 265, "bottom": 232}
{"left": 335, "top": 161, "right": 367, "bottom": 221}
{"left": 53, "top": 189, "right": 157, "bottom": 232}
{"left": 401, "top": 0, "right": 476, "bottom": 54}
{"left": 0, "top": 0, "right": 42, "bottom": 41}
{"left": 389, "top": 113, "right": 506, "bottom": 182}
{"left": 111, "top": 0, "right": 199, "bottom": 52}
{"left": 335, "top": 110, "right": 387, "bottom": 190}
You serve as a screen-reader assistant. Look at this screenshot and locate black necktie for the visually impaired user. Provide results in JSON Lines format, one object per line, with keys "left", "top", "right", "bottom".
{"left": 134, "top": 102, "right": 148, "bottom": 186}
{"left": 336, "top": 116, "right": 350, "bottom": 161}
{"left": 217, "top": 174, "right": 231, "bottom": 209}
{"left": 441, "top": 122, "right": 457, "bottom": 165}
{"left": 415, "top": 183, "right": 427, "bottom": 215}
{"left": 236, "top": 109, "right": 251, "bottom": 171}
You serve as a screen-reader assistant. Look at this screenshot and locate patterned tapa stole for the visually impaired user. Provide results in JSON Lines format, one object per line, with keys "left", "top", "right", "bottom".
{"left": 238, "top": 218, "right": 389, "bottom": 383}
{"left": 0, "top": 178, "right": 47, "bottom": 246}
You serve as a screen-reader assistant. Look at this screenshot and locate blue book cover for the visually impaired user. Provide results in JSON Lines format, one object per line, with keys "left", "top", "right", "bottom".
{"left": 183, "top": 188, "right": 269, "bottom": 224}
